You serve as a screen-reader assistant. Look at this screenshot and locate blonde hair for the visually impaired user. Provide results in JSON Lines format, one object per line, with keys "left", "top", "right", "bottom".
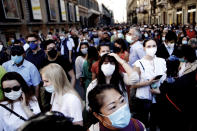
{"left": 40, "top": 63, "right": 83, "bottom": 107}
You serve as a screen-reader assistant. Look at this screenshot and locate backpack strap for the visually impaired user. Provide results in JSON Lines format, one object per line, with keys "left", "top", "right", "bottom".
{"left": 131, "top": 118, "right": 140, "bottom": 131}
{"left": 0, "top": 104, "right": 27, "bottom": 121}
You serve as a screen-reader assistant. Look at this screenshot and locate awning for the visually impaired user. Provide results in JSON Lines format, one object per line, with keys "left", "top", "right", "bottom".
{"left": 88, "top": 9, "right": 100, "bottom": 17}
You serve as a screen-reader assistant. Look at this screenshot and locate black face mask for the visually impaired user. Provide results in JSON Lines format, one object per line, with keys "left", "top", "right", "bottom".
{"left": 48, "top": 49, "right": 57, "bottom": 59}
{"left": 113, "top": 46, "right": 121, "bottom": 53}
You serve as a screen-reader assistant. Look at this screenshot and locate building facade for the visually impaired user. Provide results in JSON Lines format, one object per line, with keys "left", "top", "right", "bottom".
{"left": 0, "top": 0, "right": 100, "bottom": 44}
{"left": 127, "top": 0, "right": 138, "bottom": 24}
{"left": 156, "top": 0, "right": 197, "bottom": 25}
{"left": 127, "top": 0, "right": 153, "bottom": 24}
{"left": 99, "top": 4, "right": 114, "bottom": 26}
{"left": 77, "top": 0, "right": 100, "bottom": 28}
{"left": 127, "top": 0, "right": 197, "bottom": 25}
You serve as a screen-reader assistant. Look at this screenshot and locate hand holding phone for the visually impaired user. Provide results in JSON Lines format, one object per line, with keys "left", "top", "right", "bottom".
{"left": 154, "top": 75, "right": 162, "bottom": 80}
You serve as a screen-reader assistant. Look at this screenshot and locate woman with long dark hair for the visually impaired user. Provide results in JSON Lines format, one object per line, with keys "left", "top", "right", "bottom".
{"left": 86, "top": 53, "right": 139, "bottom": 111}
{"left": 75, "top": 42, "right": 89, "bottom": 99}
{"left": 82, "top": 46, "right": 99, "bottom": 91}
{"left": 0, "top": 72, "right": 40, "bottom": 131}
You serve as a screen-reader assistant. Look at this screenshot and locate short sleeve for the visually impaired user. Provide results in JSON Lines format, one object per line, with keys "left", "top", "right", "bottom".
{"left": 67, "top": 41, "right": 73, "bottom": 51}
{"left": 29, "top": 97, "right": 41, "bottom": 114}
{"left": 136, "top": 48, "right": 145, "bottom": 59}
{"left": 91, "top": 61, "right": 99, "bottom": 74}
{"left": 122, "top": 71, "right": 139, "bottom": 86}
{"left": 75, "top": 57, "right": 84, "bottom": 79}
{"left": 62, "top": 94, "right": 83, "bottom": 122}
{"left": 85, "top": 79, "right": 97, "bottom": 111}
{"left": 29, "top": 64, "right": 41, "bottom": 86}
{"left": 91, "top": 62, "right": 96, "bottom": 73}
{"left": 64, "top": 59, "right": 73, "bottom": 72}
{"left": 134, "top": 60, "right": 140, "bottom": 67}
{"left": 58, "top": 56, "right": 73, "bottom": 73}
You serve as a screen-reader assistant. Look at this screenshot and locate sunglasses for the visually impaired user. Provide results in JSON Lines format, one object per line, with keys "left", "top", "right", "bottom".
{"left": 27, "top": 40, "right": 37, "bottom": 44}
{"left": 11, "top": 50, "right": 23, "bottom": 56}
{"left": 3, "top": 86, "right": 21, "bottom": 93}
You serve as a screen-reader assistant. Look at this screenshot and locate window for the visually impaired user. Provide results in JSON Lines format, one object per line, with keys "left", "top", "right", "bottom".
{"left": 188, "top": 5, "right": 196, "bottom": 24}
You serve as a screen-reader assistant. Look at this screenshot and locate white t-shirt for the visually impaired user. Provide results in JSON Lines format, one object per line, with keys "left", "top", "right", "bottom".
{"left": 134, "top": 57, "right": 167, "bottom": 102}
{"left": 23, "top": 43, "right": 29, "bottom": 51}
{"left": 0, "top": 97, "right": 41, "bottom": 131}
{"left": 75, "top": 56, "right": 86, "bottom": 79}
{"left": 51, "top": 93, "right": 83, "bottom": 122}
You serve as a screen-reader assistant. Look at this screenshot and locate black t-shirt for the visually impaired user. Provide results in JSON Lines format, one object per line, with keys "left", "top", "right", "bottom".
{"left": 26, "top": 48, "right": 46, "bottom": 70}
{"left": 41, "top": 55, "right": 73, "bottom": 78}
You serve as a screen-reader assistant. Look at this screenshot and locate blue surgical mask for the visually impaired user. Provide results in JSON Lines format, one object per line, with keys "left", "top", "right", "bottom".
{"left": 166, "top": 77, "right": 175, "bottom": 83}
{"left": 45, "top": 85, "right": 55, "bottom": 93}
{"left": 11, "top": 55, "right": 23, "bottom": 64}
{"left": 29, "top": 42, "right": 38, "bottom": 50}
{"left": 100, "top": 104, "right": 131, "bottom": 128}
{"left": 179, "top": 58, "right": 187, "bottom": 62}
{"left": 11, "top": 39, "right": 15, "bottom": 43}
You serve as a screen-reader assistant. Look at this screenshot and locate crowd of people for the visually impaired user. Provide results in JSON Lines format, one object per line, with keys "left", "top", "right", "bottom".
{"left": 0, "top": 23, "right": 197, "bottom": 131}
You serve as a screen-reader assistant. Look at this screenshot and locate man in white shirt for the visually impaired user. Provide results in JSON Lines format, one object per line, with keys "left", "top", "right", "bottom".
{"left": 126, "top": 27, "right": 145, "bottom": 66}
{"left": 59, "top": 31, "right": 75, "bottom": 63}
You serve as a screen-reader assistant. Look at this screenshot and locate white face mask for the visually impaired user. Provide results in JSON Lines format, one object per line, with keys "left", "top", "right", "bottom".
{"left": 60, "top": 36, "right": 65, "bottom": 40}
{"left": 182, "top": 40, "right": 187, "bottom": 45}
{"left": 45, "top": 85, "right": 55, "bottom": 93}
{"left": 100, "top": 52, "right": 108, "bottom": 57}
{"left": 168, "top": 43, "right": 175, "bottom": 49}
{"left": 162, "top": 37, "right": 165, "bottom": 41}
{"left": 0, "top": 45, "right": 3, "bottom": 52}
{"left": 144, "top": 34, "right": 148, "bottom": 37}
{"left": 196, "top": 50, "right": 197, "bottom": 57}
{"left": 118, "top": 33, "right": 123, "bottom": 38}
{"left": 145, "top": 47, "right": 157, "bottom": 57}
{"left": 81, "top": 48, "right": 88, "bottom": 55}
{"left": 4, "top": 89, "right": 22, "bottom": 101}
{"left": 195, "top": 27, "right": 197, "bottom": 31}
{"left": 126, "top": 35, "right": 134, "bottom": 44}
{"left": 101, "top": 63, "right": 115, "bottom": 77}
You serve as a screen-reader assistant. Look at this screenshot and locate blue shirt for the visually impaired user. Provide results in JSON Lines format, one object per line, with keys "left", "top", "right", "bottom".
{"left": 129, "top": 41, "right": 145, "bottom": 66}
{"left": 2, "top": 59, "right": 41, "bottom": 87}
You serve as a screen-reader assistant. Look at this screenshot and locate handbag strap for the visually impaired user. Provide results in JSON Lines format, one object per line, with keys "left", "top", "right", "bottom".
{"left": 0, "top": 104, "right": 27, "bottom": 121}
{"left": 139, "top": 61, "right": 145, "bottom": 71}
{"left": 131, "top": 118, "right": 140, "bottom": 131}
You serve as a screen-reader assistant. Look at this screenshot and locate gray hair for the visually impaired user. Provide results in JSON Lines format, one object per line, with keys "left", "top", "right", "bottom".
{"left": 130, "top": 27, "right": 142, "bottom": 40}
{"left": 188, "top": 38, "right": 197, "bottom": 45}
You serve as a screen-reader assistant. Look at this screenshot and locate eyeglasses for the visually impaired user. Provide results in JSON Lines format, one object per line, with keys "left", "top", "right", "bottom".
{"left": 3, "top": 86, "right": 21, "bottom": 93}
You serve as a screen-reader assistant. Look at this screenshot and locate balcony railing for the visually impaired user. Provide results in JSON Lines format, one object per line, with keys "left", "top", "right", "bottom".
{"left": 157, "top": 0, "right": 167, "bottom": 6}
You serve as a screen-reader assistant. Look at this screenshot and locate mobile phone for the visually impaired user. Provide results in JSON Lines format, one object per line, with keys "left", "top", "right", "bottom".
{"left": 154, "top": 75, "right": 162, "bottom": 80}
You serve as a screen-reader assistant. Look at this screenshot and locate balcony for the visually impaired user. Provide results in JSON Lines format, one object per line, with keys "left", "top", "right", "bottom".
{"left": 157, "top": 0, "right": 167, "bottom": 7}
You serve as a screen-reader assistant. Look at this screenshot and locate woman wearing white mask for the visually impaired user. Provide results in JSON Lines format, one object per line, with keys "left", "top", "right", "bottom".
{"left": 132, "top": 39, "right": 167, "bottom": 130}
{"left": 75, "top": 42, "right": 89, "bottom": 100}
{"left": 40, "top": 63, "right": 83, "bottom": 126}
{"left": 88, "top": 84, "right": 145, "bottom": 131}
{"left": 181, "top": 37, "right": 188, "bottom": 45}
{"left": 0, "top": 72, "right": 40, "bottom": 131}
{"left": 86, "top": 53, "right": 139, "bottom": 111}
